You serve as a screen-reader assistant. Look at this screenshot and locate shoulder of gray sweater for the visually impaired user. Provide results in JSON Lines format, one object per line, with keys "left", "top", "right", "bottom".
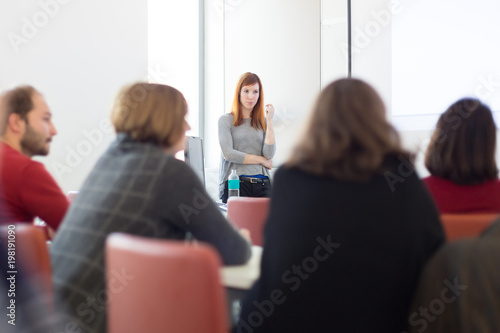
{"left": 219, "top": 113, "right": 234, "bottom": 122}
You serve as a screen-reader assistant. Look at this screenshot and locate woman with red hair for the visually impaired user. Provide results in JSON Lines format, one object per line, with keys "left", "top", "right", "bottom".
{"left": 218, "top": 72, "right": 276, "bottom": 203}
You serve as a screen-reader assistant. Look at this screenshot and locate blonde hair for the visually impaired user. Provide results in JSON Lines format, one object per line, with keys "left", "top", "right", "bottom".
{"left": 230, "top": 72, "right": 266, "bottom": 131}
{"left": 287, "top": 78, "right": 408, "bottom": 181}
{"left": 111, "top": 83, "right": 187, "bottom": 147}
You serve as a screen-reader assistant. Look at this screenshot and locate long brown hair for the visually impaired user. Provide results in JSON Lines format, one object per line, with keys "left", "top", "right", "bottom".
{"left": 425, "top": 98, "right": 498, "bottom": 185}
{"left": 230, "top": 72, "right": 266, "bottom": 131}
{"left": 287, "top": 78, "right": 407, "bottom": 181}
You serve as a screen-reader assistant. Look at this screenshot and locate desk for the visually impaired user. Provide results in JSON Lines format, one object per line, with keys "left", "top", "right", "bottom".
{"left": 221, "top": 245, "right": 262, "bottom": 326}
{"left": 221, "top": 245, "right": 262, "bottom": 289}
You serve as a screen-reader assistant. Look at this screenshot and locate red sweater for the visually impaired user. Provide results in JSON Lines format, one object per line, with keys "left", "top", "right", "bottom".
{"left": 423, "top": 175, "right": 500, "bottom": 214}
{"left": 0, "top": 142, "right": 69, "bottom": 230}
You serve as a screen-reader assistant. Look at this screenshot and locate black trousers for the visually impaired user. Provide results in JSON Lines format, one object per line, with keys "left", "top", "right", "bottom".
{"left": 221, "top": 177, "right": 271, "bottom": 203}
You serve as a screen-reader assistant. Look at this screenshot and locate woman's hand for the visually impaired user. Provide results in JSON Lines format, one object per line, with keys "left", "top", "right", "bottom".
{"left": 239, "top": 228, "right": 252, "bottom": 243}
{"left": 243, "top": 154, "right": 272, "bottom": 169}
{"left": 265, "top": 104, "right": 275, "bottom": 122}
{"left": 260, "top": 158, "right": 273, "bottom": 170}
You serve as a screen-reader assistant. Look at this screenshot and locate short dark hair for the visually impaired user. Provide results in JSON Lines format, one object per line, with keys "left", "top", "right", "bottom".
{"left": 425, "top": 98, "right": 498, "bottom": 185}
{"left": 0, "top": 85, "right": 37, "bottom": 135}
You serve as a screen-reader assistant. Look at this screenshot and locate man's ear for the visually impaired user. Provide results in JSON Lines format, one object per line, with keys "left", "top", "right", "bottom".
{"left": 7, "top": 113, "right": 26, "bottom": 134}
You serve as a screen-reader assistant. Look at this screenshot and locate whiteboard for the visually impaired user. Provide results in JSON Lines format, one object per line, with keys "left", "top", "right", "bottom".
{"left": 392, "top": 0, "right": 500, "bottom": 130}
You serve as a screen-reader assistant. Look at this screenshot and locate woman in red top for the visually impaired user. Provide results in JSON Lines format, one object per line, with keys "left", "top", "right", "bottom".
{"left": 423, "top": 98, "right": 500, "bottom": 213}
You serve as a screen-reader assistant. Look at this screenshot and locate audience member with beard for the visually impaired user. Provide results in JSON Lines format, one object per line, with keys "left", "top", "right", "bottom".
{"left": 0, "top": 88, "right": 69, "bottom": 332}
{"left": 0, "top": 86, "right": 69, "bottom": 233}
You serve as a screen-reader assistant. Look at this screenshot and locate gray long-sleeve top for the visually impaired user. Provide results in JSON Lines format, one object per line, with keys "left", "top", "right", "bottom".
{"left": 218, "top": 114, "right": 276, "bottom": 194}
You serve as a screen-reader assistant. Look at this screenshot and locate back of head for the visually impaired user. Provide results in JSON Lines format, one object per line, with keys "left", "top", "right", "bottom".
{"left": 111, "top": 83, "right": 187, "bottom": 148}
{"left": 0, "top": 86, "right": 37, "bottom": 136}
{"left": 287, "top": 78, "right": 405, "bottom": 181}
{"left": 425, "top": 98, "right": 498, "bottom": 185}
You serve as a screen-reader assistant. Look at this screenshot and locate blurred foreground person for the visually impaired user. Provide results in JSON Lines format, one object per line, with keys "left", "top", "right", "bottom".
{"left": 409, "top": 219, "right": 500, "bottom": 333}
{"left": 51, "top": 83, "right": 251, "bottom": 333}
{"left": 235, "top": 78, "right": 444, "bottom": 333}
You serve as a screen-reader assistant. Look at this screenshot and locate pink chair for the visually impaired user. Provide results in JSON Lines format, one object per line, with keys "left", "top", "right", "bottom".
{"left": 106, "top": 233, "right": 228, "bottom": 333}
{"left": 440, "top": 214, "right": 498, "bottom": 241}
{"left": 0, "top": 224, "right": 53, "bottom": 301}
{"left": 227, "top": 197, "right": 270, "bottom": 246}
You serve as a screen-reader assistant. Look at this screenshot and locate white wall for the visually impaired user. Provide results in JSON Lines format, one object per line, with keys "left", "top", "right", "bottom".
{"left": 204, "top": 0, "right": 226, "bottom": 199}
{"left": 349, "top": 0, "right": 432, "bottom": 177}
{"left": 149, "top": 0, "right": 200, "bottom": 136}
{"left": 350, "top": 0, "right": 500, "bottom": 177}
{"left": 350, "top": 0, "right": 394, "bottom": 113}
{"left": 392, "top": 0, "right": 500, "bottom": 131}
{"left": 321, "top": 0, "right": 348, "bottom": 86}
{"left": 0, "top": 0, "right": 148, "bottom": 193}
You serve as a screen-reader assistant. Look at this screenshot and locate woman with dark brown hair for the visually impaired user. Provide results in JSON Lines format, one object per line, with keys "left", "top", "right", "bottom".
{"left": 423, "top": 98, "right": 500, "bottom": 213}
{"left": 218, "top": 72, "right": 276, "bottom": 203}
{"left": 234, "top": 78, "right": 444, "bottom": 333}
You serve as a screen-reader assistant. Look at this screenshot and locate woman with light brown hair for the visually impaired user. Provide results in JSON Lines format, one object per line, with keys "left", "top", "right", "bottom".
{"left": 218, "top": 72, "right": 276, "bottom": 203}
{"left": 51, "top": 82, "right": 251, "bottom": 333}
{"left": 423, "top": 98, "right": 500, "bottom": 213}
{"left": 235, "top": 78, "right": 444, "bottom": 333}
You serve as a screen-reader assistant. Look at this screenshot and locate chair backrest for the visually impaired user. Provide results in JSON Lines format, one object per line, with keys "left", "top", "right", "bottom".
{"left": 226, "top": 197, "right": 270, "bottom": 246}
{"left": 440, "top": 214, "right": 499, "bottom": 241}
{"left": 0, "top": 224, "right": 52, "bottom": 297}
{"left": 106, "top": 233, "right": 228, "bottom": 333}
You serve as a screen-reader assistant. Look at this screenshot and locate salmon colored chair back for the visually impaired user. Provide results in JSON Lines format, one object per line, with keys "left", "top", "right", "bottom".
{"left": 106, "top": 233, "right": 228, "bottom": 333}
{"left": 1, "top": 224, "right": 52, "bottom": 299}
{"left": 440, "top": 214, "right": 498, "bottom": 241}
{"left": 227, "top": 197, "right": 270, "bottom": 246}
